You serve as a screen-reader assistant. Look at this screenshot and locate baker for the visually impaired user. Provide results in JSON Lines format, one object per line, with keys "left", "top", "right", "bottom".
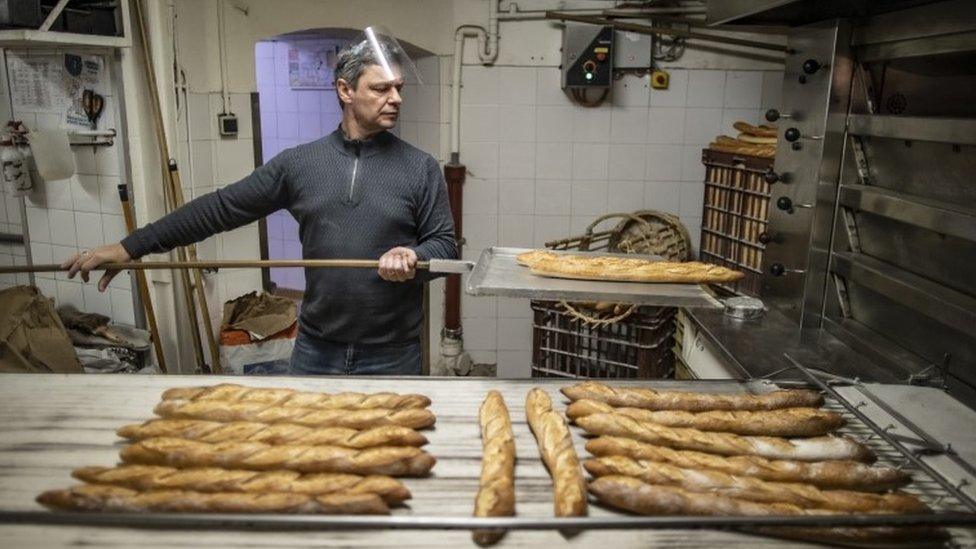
{"left": 61, "top": 28, "right": 457, "bottom": 376}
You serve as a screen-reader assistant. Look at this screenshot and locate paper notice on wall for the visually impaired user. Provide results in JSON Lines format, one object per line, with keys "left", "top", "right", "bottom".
{"left": 288, "top": 44, "right": 338, "bottom": 89}
{"left": 63, "top": 54, "right": 104, "bottom": 128}
{"left": 9, "top": 54, "right": 61, "bottom": 112}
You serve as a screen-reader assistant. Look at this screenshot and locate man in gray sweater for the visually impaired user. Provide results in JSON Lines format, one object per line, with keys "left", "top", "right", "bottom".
{"left": 61, "top": 35, "right": 457, "bottom": 376}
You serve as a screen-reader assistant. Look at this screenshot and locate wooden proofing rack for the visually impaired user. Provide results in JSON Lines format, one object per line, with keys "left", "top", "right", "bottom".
{"left": 699, "top": 149, "right": 773, "bottom": 296}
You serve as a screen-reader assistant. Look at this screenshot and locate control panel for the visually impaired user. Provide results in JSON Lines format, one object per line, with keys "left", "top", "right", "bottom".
{"left": 561, "top": 23, "right": 614, "bottom": 89}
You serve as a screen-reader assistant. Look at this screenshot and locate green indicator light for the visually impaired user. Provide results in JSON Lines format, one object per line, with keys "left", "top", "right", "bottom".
{"left": 585, "top": 73, "right": 593, "bottom": 80}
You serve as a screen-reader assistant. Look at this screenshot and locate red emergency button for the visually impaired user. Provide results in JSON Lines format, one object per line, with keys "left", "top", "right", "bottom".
{"left": 596, "top": 53, "right": 606, "bottom": 61}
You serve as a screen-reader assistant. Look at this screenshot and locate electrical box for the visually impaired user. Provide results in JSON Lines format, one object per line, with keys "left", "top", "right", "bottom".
{"left": 614, "top": 30, "right": 652, "bottom": 69}
{"left": 561, "top": 23, "right": 614, "bottom": 89}
{"left": 218, "top": 113, "right": 239, "bottom": 137}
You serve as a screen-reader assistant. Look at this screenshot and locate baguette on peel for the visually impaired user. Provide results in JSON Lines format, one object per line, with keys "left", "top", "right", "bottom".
{"left": 154, "top": 399, "right": 435, "bottom": 430}
{"left": 160, "top": 384, "right": 430, "bottom": 410}
{"left": 586, "top": 437, "right": 908, "bottom": 492}
{"left": 473, "top": 391, "right": 516, "bottom": 546}
{"left": 565, "top": 399, "right": 844, "bottom": 437}
{"left": 72, "top": 465, "right": 411, "bottom": 505}
{"left": 117, "top": 419, "right": 428, "bottom": 448}
{"left": 583, "top": 456, "right": 927, "bottom": 513}
{"left": 525, "top": 388, "right": 587, "bottom": 517}
{"left": 37, "top": 484, "right": 388, "bottom": 514}
{"left": 120, "top": 437, "right": 436, "bottom": 476}
{"left": 575, "top": 413, "right": 873, "bottom": 462}
{"left": 561, "top": 381, "right": 823, "bottom": 412}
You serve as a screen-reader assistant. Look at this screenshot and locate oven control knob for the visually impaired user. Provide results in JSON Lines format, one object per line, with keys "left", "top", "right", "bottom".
{"left": 770, "top": 263, "right": 786, "bottom": 277}
{"left": 776, "top": 196, "right": 793, "bottom": 211}
{"left": 758, "top": 232, "right": 775, "bottom": 244}
{"left": 802, "top": 59, "right": 822, "bottom": 75}
{"left": 765, "top": 109, "right": 792, "bottom": 122}
{"left": 762, "top": 170, "right": 781, "bottom": 184}
{"left": 784, "top": 127, "right": 801, "bottom": 142}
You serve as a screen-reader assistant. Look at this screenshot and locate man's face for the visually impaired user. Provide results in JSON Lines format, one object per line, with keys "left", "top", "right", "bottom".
{"left": 338, "top": 64, "right": 404, "bottom": 133}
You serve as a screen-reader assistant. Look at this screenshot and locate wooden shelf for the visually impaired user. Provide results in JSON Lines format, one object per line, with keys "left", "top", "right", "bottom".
{"left": 0, "top": 29, "right": 129, "bottom": 50}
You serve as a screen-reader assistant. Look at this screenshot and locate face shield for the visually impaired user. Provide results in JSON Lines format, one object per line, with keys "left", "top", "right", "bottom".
{"left": 347, "top": 25, "right": 423, "bottom": 86}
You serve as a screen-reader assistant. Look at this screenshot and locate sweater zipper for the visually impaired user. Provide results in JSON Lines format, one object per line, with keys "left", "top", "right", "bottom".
{"left": 348, "top": 146, "right": 360, "bottom": 202}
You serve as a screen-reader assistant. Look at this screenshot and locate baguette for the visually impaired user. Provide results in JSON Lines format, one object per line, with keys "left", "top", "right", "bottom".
{"left": 117, "top": 419, "right": 428, "bottom": 448}
{"left": 736, "top": 133, "right": 777, "bottom": 145}
{"left": 529, "top": 258, "right": 743, "bottom": 284}
{"left": 575, "top": 413, "right": 873, "bottom": 462}
{"left": 154, "top": 399, "right": 436, "bottom": 430}
{"left": 37, "top": 484, "right": 388, "bottom": 514}
{"left": 473, "top": 391, "right": 516, "bottom": 546}
{"left": 561, "top": 381, "right": 823, "bottom": 412}
{"left": 565, "top": 399, "right": 844, "bottom": 437}
{"left": 161, "top": 384, "right": 431, "bottom": 410}
{"left": 733, "top": 121, "right": 777, "bottom": 138}
{"left": 72, "top": 465, "right": 411, "bottom": 505}
{"left": 589, "top": 476, "right": 938, "bottom": 544}
{"left": 525, "top": 388, "right": 587, "bottom": 517}
{"left": 586, "top": 437, "right": 909, "bottom": 491}
{"left": 120, "top": 437, "right": 436, "bottom": 477}
{"left": 583, "top": 456, "right": 927, "bottom": 513}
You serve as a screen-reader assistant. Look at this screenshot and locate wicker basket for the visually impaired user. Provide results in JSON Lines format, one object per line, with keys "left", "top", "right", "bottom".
{"left": 529, "top": 210, "right": 690, "bottom": 379}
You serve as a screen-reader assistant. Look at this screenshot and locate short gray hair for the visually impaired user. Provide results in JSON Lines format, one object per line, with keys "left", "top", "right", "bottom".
{"left": 333, "top": 38, "right": 402, "bottom": 90}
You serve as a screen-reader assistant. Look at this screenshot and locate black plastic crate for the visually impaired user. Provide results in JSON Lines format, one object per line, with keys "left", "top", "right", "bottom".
{"left": 531, "top": 301, "right": 676, "bottom": 379}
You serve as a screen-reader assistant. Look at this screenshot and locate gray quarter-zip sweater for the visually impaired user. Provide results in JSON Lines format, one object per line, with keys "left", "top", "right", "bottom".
{"left": 121, "top": 128, "right": 457, "bottom": 345}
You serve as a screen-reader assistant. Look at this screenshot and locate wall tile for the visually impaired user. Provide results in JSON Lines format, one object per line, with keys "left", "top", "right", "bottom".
{"left": 497, "top": 316, "right": 532, "bottom": 351}
{"left": 536, "top": 106, "right": 574, "bottom": 143}
{"left": 761, "top": 71, "right": 783, "bottom": 111}
{"left": 460, "top": 141, "right": 499, "bottom": 180}
{"left": 83, "top": 284, "right": 113, "bottom": 317}
{"left": 110, "top": 288, "right": 136, "bottom": 325}
{"left": 101, "top": 214, "right": 126, "bottom": 243}
{"left": 498, "top": 141, "right": 536, "bottom": 180}
{"left": 460, "top": 65, "right": 499, "bottom": 105}
{"left": 56, "top": 280, "right": 84, "bottom": 310}
{"left": 645, "top": 144, "right": 684, "bottom": 181}
{"left": 189, "top": 143, "right": 215, "bottom": 189}
{"left": 683, "top": 108, "right": 723, "bottom": 145}
{"left": 722, "top": 108, "right": 762, "bottom": 133}
{"left": 214, "top": 139, "right": 255, "bottom": 184}
{"left": 681, "top": 145, "right": 707, "bottom": 182}
{"left": 535, "top": 181, "right": 571, "bottom": 216}
{"left": 416, "top": 122, "right": 440, "bottom": 157}
{"left": 463, "top": 213, "right": 497, "bottom": 252}
{"left": 644, "top": 181, "right": 682, "bottom": 214}
{"left": 680, "top": 182, "right": 706, "bottom": 219}
{"left": 187, "top": 93, "right": 212, "bottom": 140}
{"left": 608, "top": 144, "right": 646, "bottom": 181}
{"left": 498, "top": 179, "right": 535, "bottom": 214}
{"left": 608, "top": 180, "right": 645, "bottom": 213}
{"left": 36, "top": 180, "right": 73, "bottom": 210}
{"left": 414, "top": 85, "right": 441, "bottom": 123}
{"left": 724, "top": 71, "right": 763, "bottom": 109}
{"left": 647, "top": 107, "right": 685, "bottom": 144}
{"left": 276, "top": 111, "right": 299, "bottom": 140}
{"left": 462, "top": 293, "right": 496, "bottom": 319}
{"left": 460, "top": 105, "right": 499, "bottom": 141}
{"left": 48, "top": 209, "right": 77, "bottom": 246}
{"left": 535, "top": 143, "right": 572, "bottom": 180}
{"left": 94, "top": 145, "right": 120, "bottom": 177}
{"left": 75, "top": 211, "right": 104, "bottom": 249}
{"left": 609, "top": 107, "right": 649, "bottom": 145}
{"left": 497, "top": 297, "right": 532, "bottom": 319}
{"left": 297, "top": 91, "right": 321, "bottom": 114}
{"left": 463, "top": 179, "right": 498, "bottom": 215}
{"left": 612, "top": 74, "right": 650, "bottom": 108}
{"left": 572, "top": 143, "right": 609, "bottom": 181}
{"left": 496, "top": 350, "right": 531, "bottom": 378}
{"left": 497, "top": 214, "right": 534, "bottom": 247}
{"left": 463, "top": 317, "right": 497, "bottom": 351}
{"left": 498, "top": 105, "right": 536, "bottom": 142}
{"left": 572, "top": 107, "right": 611, "bottom": 143}
{"left": 26, "top": 207, "right": 50, "bottom": 243}
{"left": 649, "top": 69, "right": 688, "bottom": 107}
{"left": 71, "top": 175, "right": 101, "bottom": 213}
{"left": 571, "top": 179, "right": 608, "bottom": 216}
{"left": 298, "top": 112, "right": 322, "bottom": 140}
{"left": 498, "top": 67, "right": 537, "bottom": 106}
{"left": 275, "top": 86, "right": 298, "bottom": 113}
{"left": 686, "top": 70, "right": 726, "bottom": 107}
{"left": 535, "top": 67, "right": 570, "bottom": 106}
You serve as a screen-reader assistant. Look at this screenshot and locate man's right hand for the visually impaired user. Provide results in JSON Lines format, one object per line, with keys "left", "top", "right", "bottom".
{"left": 61, "top": 243, "right": 132, "bottom": 292}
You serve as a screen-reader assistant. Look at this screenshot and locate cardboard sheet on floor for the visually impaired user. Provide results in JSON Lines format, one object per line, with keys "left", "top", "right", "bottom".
{"left": 0, "top": 285, "right": 82, "bottom": 373}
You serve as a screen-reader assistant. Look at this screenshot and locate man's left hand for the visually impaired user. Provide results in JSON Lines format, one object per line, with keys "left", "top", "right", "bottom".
{"left": 378, "top": 246, "right": 418, "bottom": 282}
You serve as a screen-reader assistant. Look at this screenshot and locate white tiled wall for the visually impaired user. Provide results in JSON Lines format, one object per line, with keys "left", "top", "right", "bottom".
{"left": 458, "top": 66, "right": 783, "bottom": 376}
{"left": 0, "top": 52, "right": 29, "bottom": 291}
{"left": 0, "top": 51, "right": 136, "bottom": 323}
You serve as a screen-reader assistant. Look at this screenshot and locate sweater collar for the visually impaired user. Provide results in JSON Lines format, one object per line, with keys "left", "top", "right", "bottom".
{"left": 327, "top": 126, "right": 395, "bottom": 158}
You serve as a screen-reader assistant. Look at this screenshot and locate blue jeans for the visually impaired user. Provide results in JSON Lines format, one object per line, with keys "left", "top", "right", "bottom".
{"left": 289, "top": 332, "right": 422, "bottom": 376}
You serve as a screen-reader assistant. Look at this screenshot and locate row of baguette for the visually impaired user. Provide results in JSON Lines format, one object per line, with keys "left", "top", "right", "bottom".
{"left": 36, "top": 381, "right": 934, "bottom": 545}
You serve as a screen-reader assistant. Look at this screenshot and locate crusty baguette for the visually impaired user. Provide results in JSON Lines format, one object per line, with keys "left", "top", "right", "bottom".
{"left": 529, "top": 258, "right": 743, "bottom": 284}
{"left": 561, "top": 381, "right": 823, "bottom": 412}
{"left": 586, "top": 437, "right": 909, "bottom": 492}
{"left": 37, "top": 484, "right": 388, "bottom": 514}
{"left": 117, "top": 419, "right": 428, "bottom": 448}
{"left": 154, "top": 399, "right": 435, "bottom": 430}
{"left": 120, "top": 437, "right": 436, "bottom": 477}
{"left": 589, "top": 476, "right": 938, "bottom": 544}
{"left": 525, "top": 388, "right": 587, "bottom": 517}
{"left": 733, "top": 121, "right": 777, "bottom": 138}
{"left": 72, "top": 465, "right": 411, "bottom": 505}
{"left": 565, "top": 399, "right": 844, "bottom": 437}
{"left": 161, "top": 383, "right": 430, "bottom": 410}
{"left": 736, "top": 133, "right": 777, "bottom": 145}
{"left": 583, "top": 456, "right": 927, "bottom": 513}
{"left": 708, "top": 141, "right": 776, "bottom": 158}
{"left": 575, "top": 413, "right": 873, "bottom": 462}
{"left": 473, "top": 391, "right": 516, "bottom": 546}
